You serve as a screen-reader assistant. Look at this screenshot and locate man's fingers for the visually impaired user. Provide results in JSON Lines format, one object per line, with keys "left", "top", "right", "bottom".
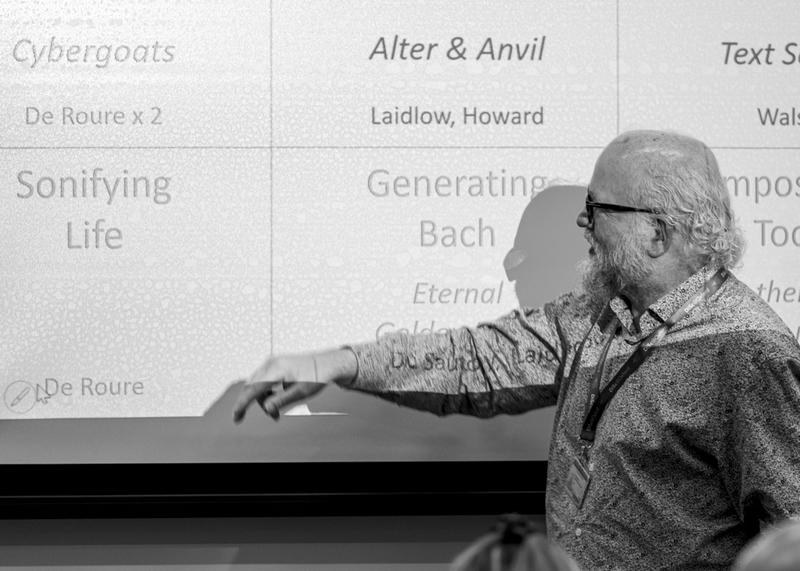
{"left": 259, "top": 383, "right": 307, "bottom": 420}
{"left": 233, "top": 382, "right": 273, "bottom": 423}
{"left": 259, "top": 382, "right": 326, "bottom": 420}
{"left": 259, "top": 393, "right": 282, "bottom": 420}
{"left": 233, "top": 355, "right": 327, "bottom": 423}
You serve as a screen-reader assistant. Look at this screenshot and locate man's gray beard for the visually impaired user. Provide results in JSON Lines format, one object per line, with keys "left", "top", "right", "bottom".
{"left": 577, "top": 258, "right": 618, "bottom": 320}
{"left": 578, "top": 232, "right": 652, "bottom": 319}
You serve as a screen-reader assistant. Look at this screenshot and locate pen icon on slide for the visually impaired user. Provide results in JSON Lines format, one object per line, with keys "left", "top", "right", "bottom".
{"left": 4, "top": 381, "right": 37, "bottom": 414}
{"left": 10, "top": 387, "right": 30, "bottom": 408}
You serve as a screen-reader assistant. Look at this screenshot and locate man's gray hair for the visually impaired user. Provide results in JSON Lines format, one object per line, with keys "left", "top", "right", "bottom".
{"left": 612, "top": 130, "right": 746, "bottom": 270}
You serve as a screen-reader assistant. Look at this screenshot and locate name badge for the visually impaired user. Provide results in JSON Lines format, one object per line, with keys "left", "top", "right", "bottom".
{"left": 566, "top": 456, "right": 591, "bottom": 509}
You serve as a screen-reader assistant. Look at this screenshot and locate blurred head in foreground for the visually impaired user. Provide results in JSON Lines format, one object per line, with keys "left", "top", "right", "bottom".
{"left": 450, "top": 514, "right": 581, "bottom": 571}
{"left": 732, "top": 520, "right": 800, "bottom": 571}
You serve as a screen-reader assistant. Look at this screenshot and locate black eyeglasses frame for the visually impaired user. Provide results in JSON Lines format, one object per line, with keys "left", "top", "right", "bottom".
{"left": 584, "top": 198, "right": 658, "bottom": 226}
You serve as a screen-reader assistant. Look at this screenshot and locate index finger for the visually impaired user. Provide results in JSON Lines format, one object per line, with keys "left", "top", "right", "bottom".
{"left": 233, "top": 380, "right": 271, "bottom": 423}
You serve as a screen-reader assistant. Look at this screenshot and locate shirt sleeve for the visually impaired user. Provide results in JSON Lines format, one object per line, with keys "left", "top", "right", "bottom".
{"left": 337, "top": 291, "right": 590, "bottom": 417}
{"left": 719, "top": 333, "right": 800, "bottom": 526}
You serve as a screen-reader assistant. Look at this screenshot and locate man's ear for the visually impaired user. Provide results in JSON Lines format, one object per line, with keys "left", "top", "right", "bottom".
{"left": 646, "top": 218, "right": 672, "bottom": 258}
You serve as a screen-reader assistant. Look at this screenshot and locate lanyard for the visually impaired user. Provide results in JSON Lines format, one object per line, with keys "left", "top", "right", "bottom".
{"left": 579, "top": 267, "right": 729, "bottom": 444}
{"left": 582, "top": 317, "right": 619, "bottom": 422}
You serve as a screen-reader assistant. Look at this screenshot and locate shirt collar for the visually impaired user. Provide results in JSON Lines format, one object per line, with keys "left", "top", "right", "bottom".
{"left": 608, "top": 264, "right": 719, "bottom": 342}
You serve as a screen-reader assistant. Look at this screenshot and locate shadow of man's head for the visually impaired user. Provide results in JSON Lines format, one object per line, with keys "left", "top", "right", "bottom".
{"left": 504, "top": 185, "right": 588, "bottom": 307}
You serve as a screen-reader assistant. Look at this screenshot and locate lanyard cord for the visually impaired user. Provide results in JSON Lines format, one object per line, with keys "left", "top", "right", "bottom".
{"left": 582, "top": 321, "right": 618, "bottom": 421}
{"left": 579, "top": 267, "right": 729, "bottom": 444}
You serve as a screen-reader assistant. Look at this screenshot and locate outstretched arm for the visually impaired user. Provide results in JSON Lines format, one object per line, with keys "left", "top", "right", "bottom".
{"left": 339, "top": 303, "right": 573, "bottom": 417}
{"left": 234, "top": 291, "right": 588, "bottom": 422}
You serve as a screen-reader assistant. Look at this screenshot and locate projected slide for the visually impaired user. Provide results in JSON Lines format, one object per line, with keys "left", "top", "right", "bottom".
{"left": 1, "top": 0, "right": 799, "bottom": 430}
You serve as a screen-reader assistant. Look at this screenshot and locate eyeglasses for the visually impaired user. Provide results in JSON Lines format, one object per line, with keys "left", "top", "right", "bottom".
{"left": 584, "top": 197, "right": 657, "bottom": 226}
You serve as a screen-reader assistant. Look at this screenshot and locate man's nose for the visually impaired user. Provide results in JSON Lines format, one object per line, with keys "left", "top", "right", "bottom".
{"left": 576, "top": 207, "right": 590, "bottom": 229}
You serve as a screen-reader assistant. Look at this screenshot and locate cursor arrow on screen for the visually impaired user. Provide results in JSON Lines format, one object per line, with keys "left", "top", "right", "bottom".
{"left": 35, "top": 384, "right": 50, "bottom": 404}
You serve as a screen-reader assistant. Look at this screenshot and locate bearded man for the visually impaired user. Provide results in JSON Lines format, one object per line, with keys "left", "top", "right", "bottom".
{"left": 234, "top": 131, "right": 800, "bottom": 570}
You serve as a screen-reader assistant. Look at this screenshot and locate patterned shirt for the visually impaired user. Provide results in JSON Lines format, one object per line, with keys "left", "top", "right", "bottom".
{"left": 341, "top": 265, "right": 800, "bottom": 570}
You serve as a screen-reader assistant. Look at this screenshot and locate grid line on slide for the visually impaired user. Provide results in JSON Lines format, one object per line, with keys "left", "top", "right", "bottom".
{"left": 1, "top": 146, "right": 796, "bottom": 150}
{"left": 616, "top": 0, "right": 620, "bottom": 135}
{"left": 270, "top": 0, "right": 274, "bottom": 355}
